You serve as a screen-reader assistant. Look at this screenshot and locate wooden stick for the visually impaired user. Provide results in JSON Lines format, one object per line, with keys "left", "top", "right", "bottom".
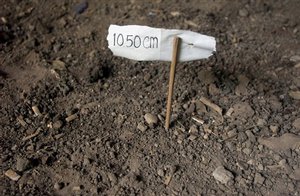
{"left": 165, "top": 37, "right": 180, "bottom": 130}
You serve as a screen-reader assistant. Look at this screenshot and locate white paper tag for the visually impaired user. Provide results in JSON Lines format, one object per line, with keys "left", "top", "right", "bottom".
{"left": 107, "top": 24, "right": 216, "bottom": 62}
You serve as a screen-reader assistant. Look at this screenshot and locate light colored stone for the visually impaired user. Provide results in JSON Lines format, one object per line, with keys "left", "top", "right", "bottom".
{"left": 54, "top": 182, "right": 64, "bottom": 190}
{"left": 289, "top": 91, "right": 300, "bottom": 100}
{"left": 212, "top": 166, "right": 234, "bottom": 184}
{"left": 257, "top": 163, "right": 264, "bottom": 171}
{"left": 257, "top": 118, "right": 267, "bottom": 127}
{"left": 157, "top": 169, "right": 164, "bottom": 177}
{"left": 4, "top": 169, "right": 21, "bottom": 181}
{"left": 245, "top": 130, "right": 256, "bottom": 142}
{"left": 227, "top": 130, "right": 237, "bottom": 138}
{"left": 292, "top": 118, "right": 300, "bottom": 129}
{"left": 144, "top": 113, "right": 158, "bottom": 125}
{"left": 137, "top": 122, "right": 147, "bottom": 132}
{"left": 258, "top": 133, "right": 300, "bottom": 151}
{"left": 53, "top": 120, "right": 63, "bottom": 129}
{"left": 188, "top": 135, "right": 197, "bottom": 141}
{"left": 107, "top": 172, "right": 117, "bottom": 185}
{"left": 270, "top": 125, "right": 278, "bottom": 133}
{"left": 203, "top": 134, "right": 209, "bottom": 140}
{"left": 254, "top": 173, "right": 265, "bottom": 185}
{"left": 289, "top": 168, "right": 300, "bottom": 180}
{"left": 290, "top": 55, "right": 300, "bottom": 63}
{"left": 242, "top": 148, "right": 252, "bottom": 155}
{"left": 189, "top": 125, "right": 198, "bottom": 134}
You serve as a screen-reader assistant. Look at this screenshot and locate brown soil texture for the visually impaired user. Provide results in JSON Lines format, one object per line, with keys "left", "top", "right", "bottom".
{"left": 1, "top": 0, "right": 300, "bottom": 195}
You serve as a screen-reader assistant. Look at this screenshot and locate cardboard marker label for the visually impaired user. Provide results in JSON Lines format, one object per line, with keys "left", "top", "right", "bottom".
{"left": 107, "top": 24, "right": 216, "bottom": 62}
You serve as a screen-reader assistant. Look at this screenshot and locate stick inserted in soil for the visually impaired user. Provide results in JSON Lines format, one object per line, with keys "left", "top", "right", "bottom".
{"left": 165, "top": 37, "right": 180, "bottom": 130}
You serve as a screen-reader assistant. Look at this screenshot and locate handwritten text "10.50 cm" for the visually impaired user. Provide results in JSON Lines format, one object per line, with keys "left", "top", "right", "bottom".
{"left": 113, "top": 33, "right": 159, "bottom": 49}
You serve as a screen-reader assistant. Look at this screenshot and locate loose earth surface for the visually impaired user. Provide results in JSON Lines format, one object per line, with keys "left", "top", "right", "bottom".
{"left": 1, "top": 0, "right": 300, "bottom": 195}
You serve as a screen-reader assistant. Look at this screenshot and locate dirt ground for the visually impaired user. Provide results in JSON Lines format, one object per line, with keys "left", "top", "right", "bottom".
{"left": 1, "top": 0, "right": 300, "bottom": 195}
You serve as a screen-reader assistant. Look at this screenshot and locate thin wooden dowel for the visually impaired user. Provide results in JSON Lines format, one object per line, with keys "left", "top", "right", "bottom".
{"left": 165, "top": 37, "right": 180, "bottom": 130}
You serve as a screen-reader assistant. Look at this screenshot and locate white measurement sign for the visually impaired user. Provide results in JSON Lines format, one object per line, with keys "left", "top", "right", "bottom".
{"left": 107, "top": 24, "right": 216, "bottom": 62}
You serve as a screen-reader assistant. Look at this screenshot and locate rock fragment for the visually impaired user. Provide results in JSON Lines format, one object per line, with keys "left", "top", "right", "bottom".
{"left": 4, "top": 169, "right": 21, "bottom": 181}
{"left": 53, "top": 120, "right": 63, "bottom": 129}
{"left": 292, "top": 118, "right": 300, "bottom": 129}
{"left": 65, "top": 114, "right": 77, "bottom": 122}
{"left": 242, "top": 148, "right": 252, "bottom": 155}
{"left": 257, "top": 118, "right": 267, "bottom": 127}
{"left": 144, "top": 113, "right": 158, "bottom": 126}
{"left": 54, "top": 182, "right": 65, "bottom": 190}
{"left": 199, "top": 69, "right": 216, "bottom": 85}
{"left": 137, "top": 122, "right": 147, "bottom": 132}
{"left": 52, "top": 59, "right": 66, "bottom": 70}
{"left": 245, "top": 130, "right": 256, "bottom": 142}
{"left": 227, "top": 130, "right": 237, "bottom": 138}
{"left": 290, "top": 55, "right": 300, "bottom": 63}
{"left": 200, "top": 97, "right": 222, "bottom": 117}
{"left": 16, "top": 157, "right": 30, "bottom": 172}
{"left": 258, "top": 133, "right": 300, "bottom": 151}
{"left": 188, "top": 125, "right": 198, "bottom": 134}
{"left": 17, "top": 116, "right": 27, "bottom": 127}
{"left": 235, "top": 75, "right": 249, "bottom": 96}
{"left": 107, "top": 172, "right": 117, "bottom": 185}
{"left": 254, "top": 173, "right": 265, "bottom": 185}
{"left": 32, "top": 105, "right": 42, "bottom": 116}
{"left": 188, "top": 134, "right": 197, "bottom": 141}
{"left": 212, "top": 166, "right": 234, "bottom": 184}
{"left": 232, "top": 102, "right": 254, "bottom": 119}
{"left": 289, "top": 91, "right": 300, "bottom": 100}
{"left": 289, "top": 168, "right": 300, "bottom": 180}
{"left": 269, "top": 125, "right": 278, "bottom": 133}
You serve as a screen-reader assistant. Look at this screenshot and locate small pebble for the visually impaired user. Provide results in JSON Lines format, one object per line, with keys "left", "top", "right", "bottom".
{"left": 242, "top": 148, "right": 252, "bottom": 155}
{"left": 157, "top": 169, "right": 164, "bottom": 177}
{"left": 254, "top": 173, "right": 265, "bottom": 185}
{"left": 54, "top": 182, "right": 65, "bottom": 190}
{"left": 189, "top": 125, "right": 198, "bottom": 134}
{"left": 188, "top": 134, "right": 197, "bottom": 141}
{"left": 32, "top": 105, "right": 42, "bottom": 116}
{"left": 66, "top": 114, "right": 77, "bottom": 122}
{"left": 5, "top": 169, "right": 21, "bottom": 181}
{"left": 203, "top": 134, "right": 209, "bottom": 140}
{"left": 245, "top": 130, "right": 256, "bottom": 142}
{"left": 53, "top": 44, "right": 61, "bottom": 53}
{"left": 144, "top": 113, "right": 158, "bottom": 125}
{"left": 290, "top": 55, "right": 300, "bottom": 63}
{"left": 292, "top": 118, "right": 300, "bottom": 129}
{"left": 257, "top": 118, "right": 267, "bottom": 127}
{"left": 258, "top": 144, "right": 264, "bottom": 151}
{"left": 72, "top": 186, "right": 82, "bottom": 191}
{"left": 53, "top": 120, "right": 63, "bottom": 129}
{"left": 107, "top": 172, "right": 117, "bottom": 185}
{"left": 186, "top": 103, "right": 195, "bottom": 114}
{"left": 137, "top": 122, "right": 147, "bottom": 132}
{"left": 212, "top": 166, "right": 234, "bottom": 184}
{"left": 227, "top": 130, "right": 237, "bottom": 138}
{"left": 247, "top": 159, "right": 256, "bottom": 165}
{"left": 270, "top": 125, "right": 278, "bottom": 133}
{"left": 16, "top": 157, "right": 30, "bottom": 172}
{"left": 225, "top": 108, "right": 234, "bottom": 117}
{"left": 257, "top": 163, "right": 264, "bottom": 171}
